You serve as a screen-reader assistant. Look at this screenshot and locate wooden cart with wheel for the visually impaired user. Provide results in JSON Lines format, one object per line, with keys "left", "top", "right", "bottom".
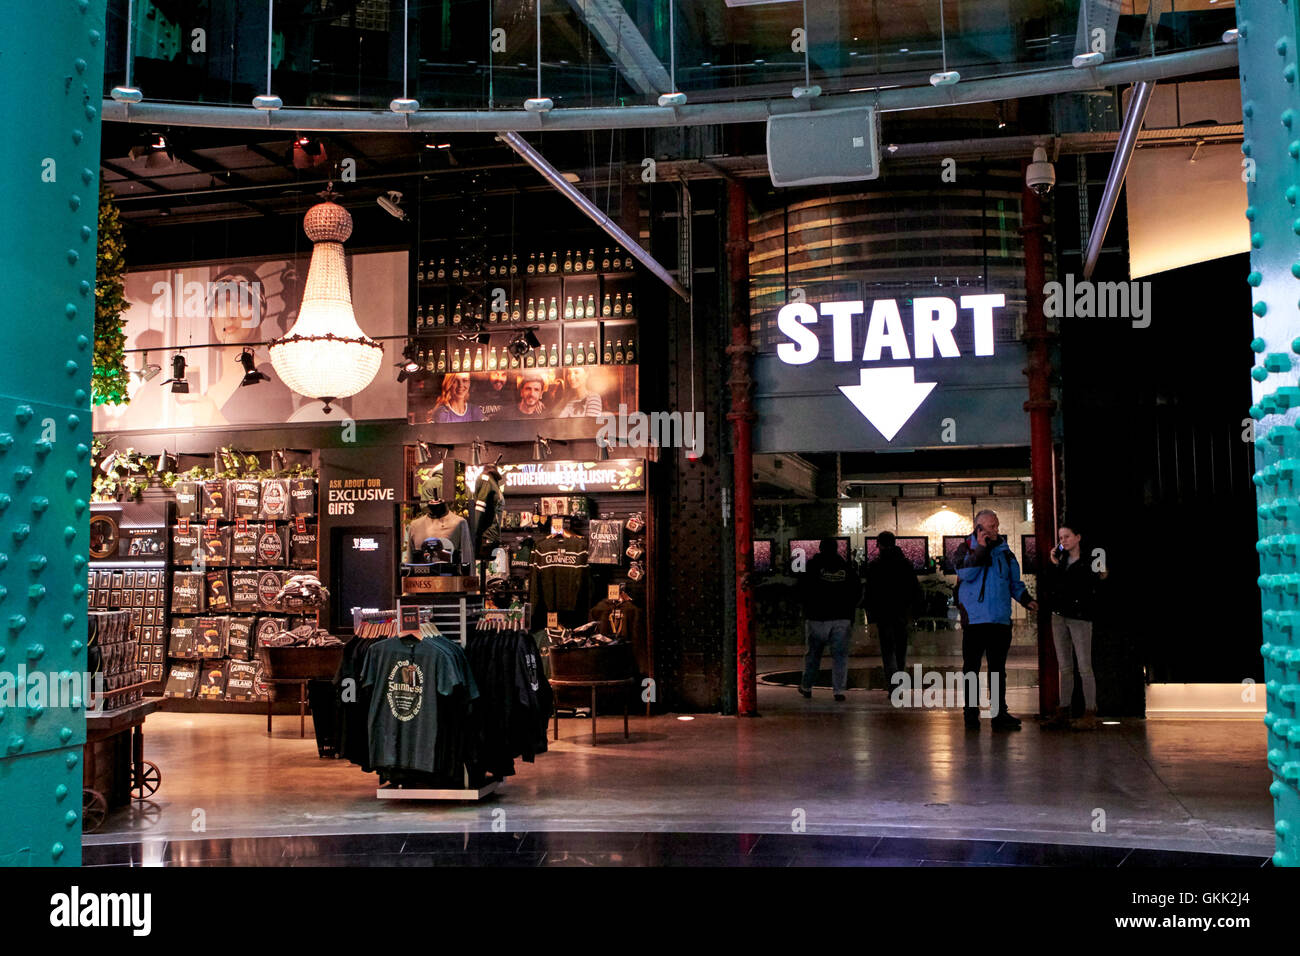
{"left": 83, "top": 693, "right": 161, "bottom": 832}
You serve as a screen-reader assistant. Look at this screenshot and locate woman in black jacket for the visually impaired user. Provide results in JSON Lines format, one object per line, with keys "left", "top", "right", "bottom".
{"left": 1044, "top": 521, "right": 1103, "bottom": 730}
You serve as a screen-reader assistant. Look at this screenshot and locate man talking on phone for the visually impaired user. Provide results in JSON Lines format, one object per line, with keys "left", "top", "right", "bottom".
{"left": 954, "top": 509, "right": 1037, "bottom": 730}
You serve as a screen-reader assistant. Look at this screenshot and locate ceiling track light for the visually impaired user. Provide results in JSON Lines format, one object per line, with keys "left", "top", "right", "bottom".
{"left": 161, "top": 353, "right": 189, "bottom": 393}
{"left": 237, "top": 348, "right": 270, "bottom": 387}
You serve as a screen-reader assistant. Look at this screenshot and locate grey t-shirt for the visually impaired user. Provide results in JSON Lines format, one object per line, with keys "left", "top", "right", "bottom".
{"left": 409, "top": 511, "right": 474, "bottom": 565}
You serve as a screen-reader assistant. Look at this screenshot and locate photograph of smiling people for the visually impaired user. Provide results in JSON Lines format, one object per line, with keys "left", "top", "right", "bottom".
{"left": 432, "top": 372, "right": 483, "bottom": 423}
{"left": 91, "top": 252, "right": 408, "bottom": 433}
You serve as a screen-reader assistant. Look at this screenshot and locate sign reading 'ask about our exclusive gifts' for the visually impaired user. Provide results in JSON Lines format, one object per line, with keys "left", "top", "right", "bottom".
{"left": 752, "top": 293, "right": 1031, "bottom": 453}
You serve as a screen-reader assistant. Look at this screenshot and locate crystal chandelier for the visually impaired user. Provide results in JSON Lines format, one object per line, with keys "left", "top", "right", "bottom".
{"left": 269, "top": 192, "right": 383, "bottom": 413}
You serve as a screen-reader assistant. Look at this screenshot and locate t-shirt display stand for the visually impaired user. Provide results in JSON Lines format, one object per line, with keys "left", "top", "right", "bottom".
{"left": 357, "top": 607, "right": 502, "bottom": 802}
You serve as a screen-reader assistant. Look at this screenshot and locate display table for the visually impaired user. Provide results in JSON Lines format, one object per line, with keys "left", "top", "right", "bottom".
{"left": 550, "top": 677, "right": 636, "bottom": 743}
{"left": 84, "top": 696, "right": 161, "bottom": 831}
{"left": 258, "top": 646, "right": 345, "bottom": 738}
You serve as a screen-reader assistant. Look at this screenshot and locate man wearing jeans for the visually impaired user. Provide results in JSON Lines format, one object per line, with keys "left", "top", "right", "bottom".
{"left": 799, "top": 538, "right": 860, "bottom": 702}
{"left": 954, "top": 510, "right": 1037, "bottom": 730}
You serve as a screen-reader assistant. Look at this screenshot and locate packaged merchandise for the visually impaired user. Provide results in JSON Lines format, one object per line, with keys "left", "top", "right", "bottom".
{"left": 173, "top": 480, "right": 201, "bottom": 518}
{"left": 171, "top": 572, "right": 205, "bottom": 613}
{"left": 224, "top": 660, "right": 258, "bottom": 701}
{"left": 205, "top": 569, "right": 231, "bottom": 610}
{"left": 162, "top": 663, "right": 199, "bottom": 698}
{"left": 168, "top": 617, "right": 200, "bottom": 658}
{"left": 231, "top": 523, "right": 260, "bottom": 566}
{"left": 230, "top": 569, "right": 261, "bottom": 612}
{"left": 229, "top": 479, "right": 262, "bottom": 517}
{"left": 226, "top": 616, "right": 255, "bottom": 660}
{"left": 256, "top": 523, "right": 288, "bottom": 566}
{"left": 289, "top": 477, "right": 316, "bottom": 515}
{"left": 197, "top": 661, "right": 227, "bottom": 699}
{"left": 193, "top": 616, "right": 229, "bottom": 658}
{"left": 260, "top": 478, "right": 290, "bottom": 519}
{"left": 202, "top": 479, "right": 230, "bottom": 519}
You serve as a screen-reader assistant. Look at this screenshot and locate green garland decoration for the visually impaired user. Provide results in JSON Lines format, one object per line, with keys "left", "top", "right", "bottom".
{"left": 94, "top": 182, "right": 130, "bottom": 405}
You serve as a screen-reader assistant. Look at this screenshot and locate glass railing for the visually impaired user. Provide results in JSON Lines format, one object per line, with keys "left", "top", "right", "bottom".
{"left": 103, "top": 0, "right": 1238, "bottom": 112}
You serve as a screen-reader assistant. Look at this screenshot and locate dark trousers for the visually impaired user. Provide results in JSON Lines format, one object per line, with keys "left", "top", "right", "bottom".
{"left": 876, "top": 614, "right": 909, "bottom": 676}
{"left": 962, "top": 623, "right": 1012, "bottom": 719}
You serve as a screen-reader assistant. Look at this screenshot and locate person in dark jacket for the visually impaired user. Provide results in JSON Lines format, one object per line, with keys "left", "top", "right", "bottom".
{"left": 1043, "top": 521, "right": 1103, "bottom": 730}
{"left": 799, "top": 539, "right": 860, "bottom": 702}
{"left": 864, "top": 532, "right": 922, "bottom": 680}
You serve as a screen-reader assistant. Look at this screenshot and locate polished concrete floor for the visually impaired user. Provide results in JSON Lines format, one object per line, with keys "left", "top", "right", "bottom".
{"left": 87, "top": 663, "right": 1277, "bottom": 860}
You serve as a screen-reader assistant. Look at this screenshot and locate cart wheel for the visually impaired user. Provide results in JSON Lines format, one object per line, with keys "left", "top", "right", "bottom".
{"left": 131, "top": 761, "right": 161, "bottom": 800}
{"left": 82, "top": 789, "right": 107, "bottom": 833}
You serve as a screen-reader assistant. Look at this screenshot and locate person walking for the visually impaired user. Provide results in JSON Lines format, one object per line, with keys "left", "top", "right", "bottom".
{"left": 799, "top": 539, "right": 860, "bottom": 702}
{"left": 1042, "top": 521, "right": 1103, "bottom": 730}
{"left": 863, "top": 532, "right": 922, "bottom": 681}
{"left": 955, "top": 509, "right": 1037, "bottom": 730}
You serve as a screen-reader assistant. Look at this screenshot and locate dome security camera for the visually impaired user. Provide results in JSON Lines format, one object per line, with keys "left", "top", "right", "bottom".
{"left": 1026, "top": 147, "right": 1055, "bottom": 197}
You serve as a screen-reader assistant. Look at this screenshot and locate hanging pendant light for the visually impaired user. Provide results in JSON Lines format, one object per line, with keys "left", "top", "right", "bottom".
{"left": 269, "top": 190, "right": 383, "bottom": 413}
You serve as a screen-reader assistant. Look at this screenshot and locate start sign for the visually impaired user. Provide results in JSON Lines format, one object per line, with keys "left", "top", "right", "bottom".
{"left": 754, "top": 292, "right": 1029, "bottom": 452}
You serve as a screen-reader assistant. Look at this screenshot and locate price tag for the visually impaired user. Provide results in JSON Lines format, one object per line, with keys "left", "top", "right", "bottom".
{"left": 399, "top": 603, "right": 422, "bottom": 638}
{"left": 206, "top": 516, "right": 218, "bottom": 533}
{"left": 607, "top": 585, "right": 622, "bottom": 602}
{"left": 235, "top": 517, "right": 248, "bottom": 533}
{"left": 295, "top": 514, "right": 307, "bottom": 533}
{"left": 178, "top": 516, "right": 189, "bottom": 534}
{"left": 547, "top": 612, "right": 559, "bottom": 628}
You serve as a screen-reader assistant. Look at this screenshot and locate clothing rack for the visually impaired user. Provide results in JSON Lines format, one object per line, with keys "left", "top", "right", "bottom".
{"left": 356, "top": 605, "right": 501, "bottom": 801}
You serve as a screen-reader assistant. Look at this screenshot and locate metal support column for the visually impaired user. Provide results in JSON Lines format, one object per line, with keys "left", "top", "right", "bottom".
{"left": 725, "top": 182, "right": 757, "bottom": 716}
{"left": 1236, "top": 5, "right": 1300, "bottom": 867}
{"left": 1020, "top": 174, "right": 1059, "bottom": 719}
{"left": 0, "top": 0, "right": 103, "bottom": 865}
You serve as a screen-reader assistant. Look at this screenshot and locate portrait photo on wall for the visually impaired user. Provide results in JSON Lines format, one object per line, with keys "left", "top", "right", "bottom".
{"left": 406, "top": 364, "right": 637, "bottom": 425}
{"left": 92, "top": 251, "right": 408, "bottom": 432}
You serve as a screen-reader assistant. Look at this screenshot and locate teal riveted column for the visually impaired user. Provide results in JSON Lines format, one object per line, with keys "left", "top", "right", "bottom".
{"left": 0, "top": 1, "right": 103, "bottom": 866}
{"left": 1239, "top": 1, "right": 1300, "bottom": 867}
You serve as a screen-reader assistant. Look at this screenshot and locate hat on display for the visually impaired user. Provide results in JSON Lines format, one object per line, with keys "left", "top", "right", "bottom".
{"left": 419, "top": 476, "right": 443, "bottom": 503}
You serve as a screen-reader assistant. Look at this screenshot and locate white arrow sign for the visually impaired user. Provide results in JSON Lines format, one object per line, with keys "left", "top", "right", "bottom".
{"left": 838, "top": 367, "right": 937, "bottom": 441}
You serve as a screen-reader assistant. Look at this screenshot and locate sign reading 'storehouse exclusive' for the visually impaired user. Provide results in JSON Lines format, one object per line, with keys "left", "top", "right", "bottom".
{"left": 754, "top": 294, "right": 1031, "bottom": 453}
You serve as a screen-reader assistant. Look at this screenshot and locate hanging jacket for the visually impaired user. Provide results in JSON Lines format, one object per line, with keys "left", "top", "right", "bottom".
{"left": 470, "top": 470, "right": 505, "bottom": 558}
{"left": 954, "top": 533, "right": 1032, "bottom": 626}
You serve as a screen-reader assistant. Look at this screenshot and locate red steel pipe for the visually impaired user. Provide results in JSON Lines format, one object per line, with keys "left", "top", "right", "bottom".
{"left": 1020, "top": 171, "right": 1060, "bottom": 717}
{"left": 726, "top": 180, "right": 758, "bottom": 716}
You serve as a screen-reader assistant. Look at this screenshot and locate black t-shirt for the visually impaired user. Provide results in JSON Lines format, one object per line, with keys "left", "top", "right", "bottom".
{"left": 529, "top": 534, "right": 590, "bottom": 625}
{"left": 361, "top": 635, "right": 475, "bottom": 773}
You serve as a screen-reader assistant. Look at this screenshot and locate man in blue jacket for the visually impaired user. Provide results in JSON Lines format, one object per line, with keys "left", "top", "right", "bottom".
{"left": 955, "top": 509, "right": 1037, "bottom": 730}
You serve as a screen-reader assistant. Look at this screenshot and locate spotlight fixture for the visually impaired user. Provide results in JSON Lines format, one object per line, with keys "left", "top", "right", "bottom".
{"left": 396, "top": 342, "right": 428, "bottom": 383}
{"left": 156, "top": 450, "right": 174, "bottom": 472}
{"left": 929, "top": 71, "right": 961, "bottom": 86}
{"left": 377, "top": 190, "right": 407, "bottom": 221}
{"left": 416, "top": 440, "right": 432, "bottom": 464}
{"left": 160, "top": 353, "right": 189, "bottom": 393}
{"left": 134, "top": 351, "right": 162, "bottom": 382}
{"left": 524, "top": 97, "right": 554, "bottom": 113}
{"left": 657, "top": 92, "right": 688, "bottom": 107}
{"left": 791, "top": 85, "right": 821, "bottom": 99}
{"left": 507, "top": 332, "right": 532, "bottom": 360}
{"left": 1071, "top": 51, "right": 1104, "bottom": 69}
{"left": 237, "top": 349, "right": 270, "bottom": 387}
{"left": 524, "top": 329, "right": 542, "bottom": 351}
{"left": 996, "top": 103, "right": 1007, "bottom": 129}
